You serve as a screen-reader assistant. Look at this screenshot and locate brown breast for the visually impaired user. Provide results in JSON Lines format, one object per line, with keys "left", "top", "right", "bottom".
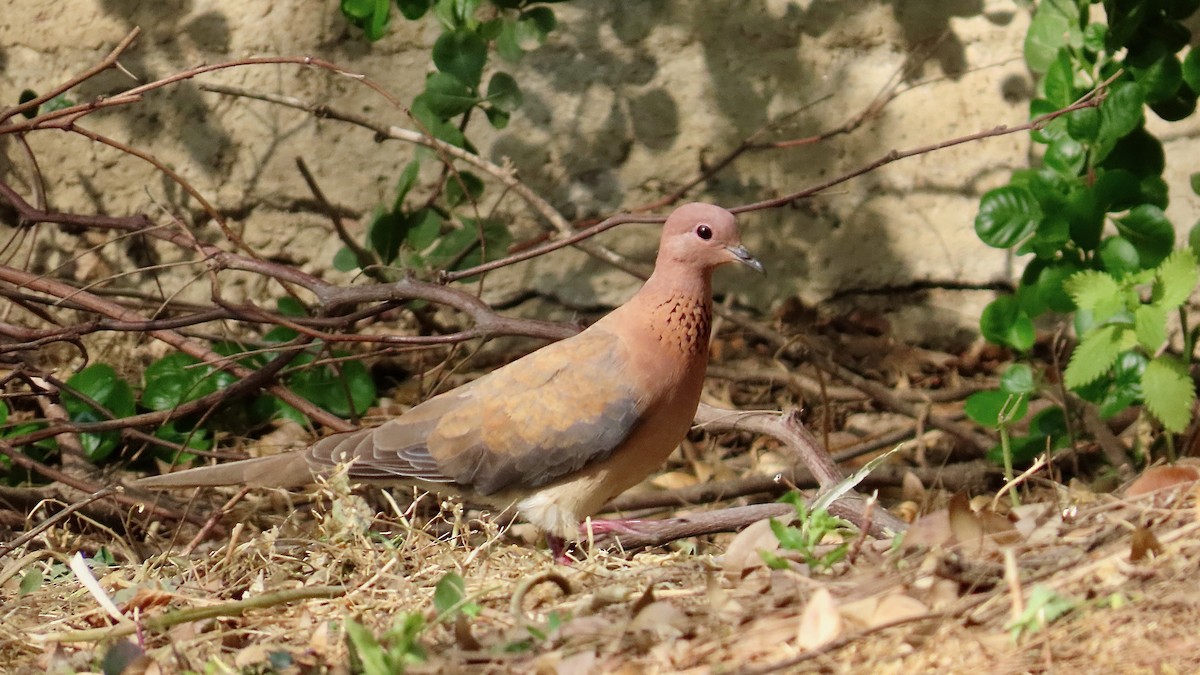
{"left": 651, "top": 294, "right": 712, "bottom": 356}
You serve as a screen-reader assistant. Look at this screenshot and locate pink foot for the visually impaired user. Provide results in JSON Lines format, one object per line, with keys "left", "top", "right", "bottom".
{"left": 546, "top": 534, "right": 574, "bottom": 565}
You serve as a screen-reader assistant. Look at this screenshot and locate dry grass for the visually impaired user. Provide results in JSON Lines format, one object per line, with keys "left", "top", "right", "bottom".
{"left": 3, "top": 475, "right": 1199, "bottom": 674}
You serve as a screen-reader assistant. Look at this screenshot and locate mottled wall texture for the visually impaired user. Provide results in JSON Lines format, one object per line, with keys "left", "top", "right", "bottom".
{"left": 3, "top": 1, "right": 1199, "bottom": 346}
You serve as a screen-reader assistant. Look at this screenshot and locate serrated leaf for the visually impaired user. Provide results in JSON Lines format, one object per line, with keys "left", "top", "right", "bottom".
{"left": 1063, "top": 270, "right": 1123, "bottom": 320}
{"left": 1152, "top": 248, "right": 1199, "bottom": 309}
{"left": 1064, "top": 324, "right": 1128, "bottom": 389}
{"left": 1142, "top": 356, "right": 1196, "bottom": 432}
{"left": 1133, "top": 304, "right": 1168, "bottom": 352}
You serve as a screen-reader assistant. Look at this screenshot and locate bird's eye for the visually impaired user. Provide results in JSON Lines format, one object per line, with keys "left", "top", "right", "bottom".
{"left": 696, "top": 224, "right": 713, "bottom": 240}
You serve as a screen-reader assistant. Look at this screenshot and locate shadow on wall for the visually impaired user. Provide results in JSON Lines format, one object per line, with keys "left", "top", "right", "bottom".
{"left": 82, "top": 0, "right": 235, "bottom": 180}
{"left": 490, "top": 0, "right": 1010, "bottom": 306}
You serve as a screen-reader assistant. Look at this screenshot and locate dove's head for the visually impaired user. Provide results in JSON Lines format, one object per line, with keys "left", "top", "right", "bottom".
{"left": 657, "top": 202, "right": 763, "bottom": 274}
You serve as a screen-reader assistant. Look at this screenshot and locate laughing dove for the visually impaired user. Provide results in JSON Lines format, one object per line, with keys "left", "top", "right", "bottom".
{"left": 137, "top": 202, "right": 763, "bottom": 560}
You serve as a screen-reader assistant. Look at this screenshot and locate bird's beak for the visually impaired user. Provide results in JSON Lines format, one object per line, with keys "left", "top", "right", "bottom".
{"left": 726, "top": 245, "right": 765, "bottom": 274}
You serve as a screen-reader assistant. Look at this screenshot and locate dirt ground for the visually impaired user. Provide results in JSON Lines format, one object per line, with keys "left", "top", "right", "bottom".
{"left": 4, "top": 327, "right": 1200, "bottom": 674}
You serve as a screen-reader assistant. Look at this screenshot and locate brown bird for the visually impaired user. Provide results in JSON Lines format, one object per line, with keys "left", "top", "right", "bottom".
{"left": 137, "top": 202, "right": 762, "bottom": 561}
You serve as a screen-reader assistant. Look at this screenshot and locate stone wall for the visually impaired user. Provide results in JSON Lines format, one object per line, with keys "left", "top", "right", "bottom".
{"left": 3, "top": 1, "right": 1198, "bottom": 347}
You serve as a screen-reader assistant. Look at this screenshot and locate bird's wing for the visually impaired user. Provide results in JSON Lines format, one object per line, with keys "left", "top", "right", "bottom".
{"left": 307, "top": 328, "right": 647, "bottom": 495}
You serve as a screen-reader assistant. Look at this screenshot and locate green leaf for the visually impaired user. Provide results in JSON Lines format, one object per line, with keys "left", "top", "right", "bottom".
{"left": 142, "top": 353, "right": 219, "bottom": 411}
{"left": 368, "top": 209, "right": 408, "bottom": 264}
{"left": 1115, "top": 205, "right": 1174, "bottom": 269}
{"left": 405, "top": 208, "right": 443, "bottom": 253}
{"left": 768, "top": 517, "right": 808, "bottom": 552}
{"left": 496, "top": 17, "right": 523, "bottom": 61}
{"left": 1043, "top": 137, "right": 1085, "bottom": 176}
{"left": 981, "top": 295, "right": 1036, "bottom": 352}
{"left": 432, "top": 29, "right": 487, "bottom": 89}
{"left": 1040, "top": 50, "right": 1076, "bottom": 107}
{"left": 422, "top": 72, "right": 478, "bottom": 118}
{"left": 1152, "top": 248, "right": 1199, "bottom": 308}
{"left": 397, "top": 0, "right": 432, "bottom": 20}
{"left": 483, "top": 106, "right": 510, "bottom": 129}
{"left": 485, "top": 72, "right": 522, "bottom": 112}
{"left": 1066, "top": 106, "right": 1100, "bottom": 142}
{"left": 1024, "top": 11, "right": 1071, "bottom": 73}
{"left": 1131, "top": 51, "right": 1183, "bottom": 104}
{"left": 517, "top": 7, "right": 557, "bottom": 45}
{"left": 62, "top": 364, "right": 135, "bottom": 462}
{"left": 410, "top": 97, "right": 469, "bottom": 148}
{"left": 1064, "top": 324, "right": 1129, "bottom": 389}
{"left": 1093, "top": 168, "right": 1144, "bottom": 213}
{"left": 1095, "top": 81, "right": 1145, "bottom": 162}
{"left": 1063, "top": 270, "right": 1123, "bottom": 319}
{"left": 19, "top": 568, "right": 43, "bottom": 596}
{"left": 287, "top": 352, "right": 377, "bottom": 418}
{"left": 1000, "top": 363, "right": 1036, "bottom": 394}
{"left": 1082, "top": 22, "right": 1106, "bottom": 53}
{"left": 444, "top": 171, "right": 484, "bottom": 207}
{"left": 1142, "top": 356, "right": 1196, "bottom": 432}
{"left": 333, "top": 246, "right": 360, "bottom": 271}
{"left": 1100, "top": 127, "right": 1165, "bottom": 179}
{"left": 1099, "top": 236, "right": 1141, "bottom": 277}
{"left": 975, "top": 186, "right": 1042, "bottom": 249}
{"left": 965, "top": 390, "right": 1029, "bottom": 428}
{"left": 1133, "top": 304, "right": 1168, "bottom": 351}
{"left": 277, "top": 296, "right": 307, "bottom": 317}
{"left": 1183, "top": 48, "right": 1200, "bottom": 93}
{"left": 433, "top": 572, "right": 468, "bottom": 616}
{"left": 393, "top": 159, "right": 421, "bottom": 211}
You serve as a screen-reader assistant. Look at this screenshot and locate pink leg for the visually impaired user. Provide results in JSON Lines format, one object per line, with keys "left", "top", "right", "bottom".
{"left": 580, "top": 518, "right": 648, "bottom": 536}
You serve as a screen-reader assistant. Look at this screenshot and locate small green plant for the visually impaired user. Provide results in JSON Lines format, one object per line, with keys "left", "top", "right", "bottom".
{"left": 345, "top": 613, "right": 427, "bottom": 675}
{"left": 0, "top": 296, "right": 379, "bottom": 482}
{"left": 761, "top": 491, "right": 857, "bottom": 573}
{"left": 1005, "top": 585, "right": 1079, "bottom": 641}
{"left": 333, "top": 0, "right": 570, "bottom": 282}
{"left": 971, "top": 0, "right": 1200, "bottom": 465}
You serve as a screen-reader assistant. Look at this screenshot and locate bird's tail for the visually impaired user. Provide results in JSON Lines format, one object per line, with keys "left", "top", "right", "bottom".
{"left": 134, "top": 453, "right": 314, "bottom": 489}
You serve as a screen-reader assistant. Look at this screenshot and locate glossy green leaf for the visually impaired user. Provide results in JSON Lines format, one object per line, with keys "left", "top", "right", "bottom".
{"left": 1142, "top": 355, "right": 1195, "bottom": 432}
{"left": 1066, "top": 106, "right": 1100, "bottom": 142}
{"left": 1043, "top": 137, "right": 1085, "bottom": 177}
{"left": 368, "top": 209, "right": 408, "bottom": 264}
{"left": 483, "top": 106, "right": 510, "bottom": 129}
{"left": 432, "top": 29, "right": 487, "bottom": 89}
{"left": 975, "top": 186, "right": 1042, "bottom": 248}
{"left": 142, "top": 353, "right": 219, "bottom": 411}
{"left": 1094, "top": 81, "right": 1145, "bottom": 162}
{"left": 495, "top": 17, "right": 523, "bottom": 61}
{"left": 981, "top": 295, "right": 1036, "bottom": 352}
{"left": 405, "top": 208, "right": 443, "bottom": 253}
{"left": 1041, "top": 50, "right": 1076, "bottom": 107}
{"left": 397, "top": 0, "right": 432, "bottom": 20}
{"left": 1130, "top": 49, "right": 1182, "bottom": 104}
{"left": 288, "top": 353, "right": 377, "bottom": 418}
{"left": 1115, "top": 205, "right": 1174, "bottom": 268}
{"left": 1100, "top": 127, "right": 1165, "bottom": 179}
{"left": 63, "top": 364, "right": 135, "bottom": 462}
{"left": 1098, "top": 236, "right": 1141, "bottom": 277}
